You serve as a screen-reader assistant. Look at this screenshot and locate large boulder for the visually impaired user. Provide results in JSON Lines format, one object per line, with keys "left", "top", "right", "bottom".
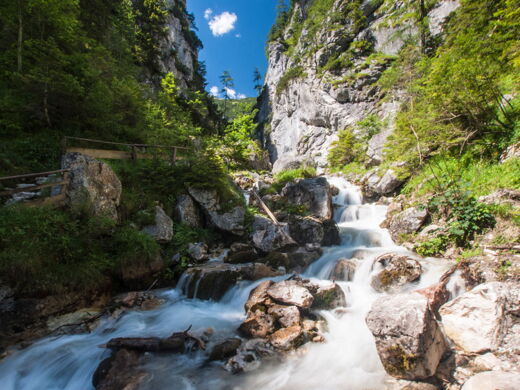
{"left": 281, "top": 177, "right": 333, "bottom": 219}
{"left": 250, "top": 215, "right": 295, "bottom": 253}
{"left": 141, "top": 206, "right": 173, "bottom": 243}
{"left": 119, "top": 254, "right": 164, "bottom": 290}
{"left": 439, "top": 282, "right": 520, "bottom": 354}
{"left": 371, "top": 253, "right": 423, "bottom": 293}
{"left": 181, "top": 263, "right": 281, "bottom": 301}
{"left": 287, "top": 216, "right": 340, "bottom": 247}
{"left": 364, "top": 169, "right": 404, "bottom": 200}
{"left": 62, "top": 152, "right": 122, "bottom": 220}
{"left": 267, "top": 280, "right": 314, "bottom": 308}
{"left": 386, "top": 207, "right": 429, "bottom": 241}
{"left": 461, "top": 371, "right": 520, "bottom": 390}
{"left": 92, "top": 349, "right": 147, "bottom": 390}
{"left": 173, "top": 194, "right": 203, "bottom": 228}
{"left": 366, "top": 292, "right": 447, "bottom": 380}
{"left": 225, "top": 242, "right": 259, "bottom": 264}
{"left": 238, "top": 277, "right": 343, "bottom": 351}
{"left": 187, "top": 187, "right": 245, "bottom": 235}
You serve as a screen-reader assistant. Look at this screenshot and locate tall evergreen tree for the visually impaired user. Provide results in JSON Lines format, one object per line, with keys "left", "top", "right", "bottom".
{"left": 253, "top": 67, "right": 263, "bottom": 94}
{"left": 219, "top": 70, "right": 234, "bottom": 117}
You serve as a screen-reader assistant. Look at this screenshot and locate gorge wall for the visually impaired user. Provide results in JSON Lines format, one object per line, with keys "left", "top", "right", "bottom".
{"left": 258, "top": 0, "right": 460, "bottom": 173}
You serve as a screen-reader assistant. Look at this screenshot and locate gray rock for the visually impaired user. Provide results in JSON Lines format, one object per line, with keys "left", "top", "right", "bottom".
{"left": 187, "top": 242, "right": 208, "bottom": 262}
{"left": 267, "top": 304, "right": 301, "bottom": 328}
{"left": 500, "top": 141, "right": 520, "bottom": 162}
{"left": 209, "top": 338, "right": 242, "bottom": 361}
{"left": 281, "top": 177, "right": 333, "bottom": 219}
{"left": 181, "top": 263, "right": 281, "bottom": 301}
{"left": 188, "top": 187, "right": 245, "bottom": 235}
{"left": 267, "top": 280, "right": 314, "bottom": 308}
{"left": 141, "top": 206, "right": 173, "bottom": 243}
{"left": 269, "top": 325, "right": 304, "bottom": 350}
{"left": 61, "top": 152, "right": 122, "bottom": 220}
{"left": 287, "top": 216, "right": 324, "bottom": 246}
{"left": 306, "top": 280, "right": 346, "bottom": 310}
{"left": 330, "top": 258, "right": 358, "bottom": 281}
{"left": 439, "top": 282, "right": 520, "bottom": 354}
{"left": 387, "top": 207, "right": 429, "bottom": 241}
{"left": 251, "top": 215, "right": 295, "bottom": 253}
{"left": 461, "top": 371, "right": 520, "bottom": 390}
{"left": 173, "top": 194, "right": 202, "bottom": 228}
{"left": 366, "top": 292, "right": 447, "bottom": 380}
{"left": 370, "top": 253, "right": 423, "bottom": 293}
{"left": 376, "top": 169, "right": 403, "bottom": 195}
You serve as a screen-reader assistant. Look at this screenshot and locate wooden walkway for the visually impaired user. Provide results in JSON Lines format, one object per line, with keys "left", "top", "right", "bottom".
{"left": 1, "top": 137, "right": 190, "bottom": 207}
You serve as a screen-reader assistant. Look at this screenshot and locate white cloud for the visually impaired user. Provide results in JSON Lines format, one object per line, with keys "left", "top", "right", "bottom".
{"left": 237, "top": 93, "right": 247, "bottom": 99}
{"left": 209, "top": 86, "right": 219, "bottom": 97}
{"left": 225, "top": 87, "right": 237, "bottom": 99}
{"left": 208, "top": 11, "right": 237, "bottom": 37}
{"left": 235, "top": 33, "right": 241, "bottom": 38}
{"left": 204, "top": 8, "right": 213, "bottom": 20}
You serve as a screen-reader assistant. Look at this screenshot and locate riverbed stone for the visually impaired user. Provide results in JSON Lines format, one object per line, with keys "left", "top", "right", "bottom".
{"left": 330, "top": 258, "right": 358, "bottom": 281}
{"left": 366, "top": 292, "right": 447, "bottom": 380}
{"left": 267, "top": 280, "right": 314, "bottom": 308}
{"left": 209, "top": 338, "right": 242, "bottom": 361}
{"left": 268, "top": 304, "right": 301, "bottom": 328}
{"left": 371, "top": 253, "right": 422, "bottom": 293}
{"left": 238, "top": 311, "right": 275, "bottom": 338}
{"left": 461, "top": 371, "right": 520, "bottom": 390}
{"left": 93, "top": 349, "right": 147, "bottom": 390}
{"left": 439, "top": 282, "right": 520, "bottom": 354}
{"left": 269, "top": 325, "right": 304, "bottom": 350}
{"left": 387, "top": 207, "right": 429, "bottom": 241}
{"left": 251, "top": 215, "right": 295, "bottom": 253}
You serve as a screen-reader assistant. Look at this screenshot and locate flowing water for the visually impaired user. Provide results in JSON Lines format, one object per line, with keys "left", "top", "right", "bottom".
{"left": 0, "top": 177, "right": 449, "bottom": 390}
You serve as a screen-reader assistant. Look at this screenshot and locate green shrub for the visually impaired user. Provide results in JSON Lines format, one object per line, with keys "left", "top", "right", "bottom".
{"left": 0, "top": 206, "right": 159, "bottom": 296}
{"left": 272, "top": 166, "right": 317, "bottom": 192}
{"left": 327, "top": 128, "right": 366, "bottom": 169}
{"left": 415, "top": 235, "right": 449, "bottom": 256}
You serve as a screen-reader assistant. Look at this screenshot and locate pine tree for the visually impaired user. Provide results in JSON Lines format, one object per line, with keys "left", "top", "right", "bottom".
{"left": 219, "top": 70, "right": 234, "bottom": 117}
{"left": 253, "top": 67, "right": 263, "bottom": 94}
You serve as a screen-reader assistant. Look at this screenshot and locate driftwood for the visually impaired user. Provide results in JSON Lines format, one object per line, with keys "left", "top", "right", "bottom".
{"left": 104, "top": 325, "right": 205, "bottom": 353}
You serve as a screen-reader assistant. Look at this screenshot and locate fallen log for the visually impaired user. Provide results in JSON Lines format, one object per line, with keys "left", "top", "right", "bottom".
{"left": 103, "top": 325, "right": 205, "bottom": 353}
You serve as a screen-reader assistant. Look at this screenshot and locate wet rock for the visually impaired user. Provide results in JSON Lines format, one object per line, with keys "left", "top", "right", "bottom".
{"left": 330, "top": 258, "right": 358, "bottom": 281}
{"left": 366, "top": 292, "right": 447, "bottom": 380}
{"left": 415, "top": 282, "right": 450, "bottom": 315}
{"left": 0, "top": 285, "right": 14, "bottom": 313}
{"left": 371, "top": 253, "right": 422, "bottom": 293}
{"left": 238, "top": 311, "right": 275, "bottom": 338}
{"left": 47, "top": 308, "right": 102, "bottom": 335}
{"left": 225, "top": 243, "right": 259, "bottom": 264}
{"left": 281, "top": 177, "right": 333, "bottom": 219}
{"left": 306, "top": 280, "right": 346, "bottom": 310}
{"left": 188, "top": 187, "right": 245, "bottom": 235}
{"left": 182, "top": 263, "right": 280, "bottom": 301}
{"left": 439, "top": 282, "right": 520, "bottom": 354}
{"left": 287, "top": 216, "right": 324, "bottom": 245}
{"left": 269, "top": 325, "right": 304, "bottom": 350}
{"left": 268, "top": 304, "right": 301, "bottom": 327}
{"left": 209, "top": 338, "right": 242, "bottom": 361}
{"left": 112, "top": 291, "right": 163, "bottom": 311}
{"left": 387, "top": 207, "right": 429, "bottom": 241}
{"left": 321, "top": 218, "right": 341, "bottom": 246}
{"left": 187, "top": 242, "right": 208, "bottom": 262}
{"left": 62, "top": 152, "right": 122, "bottom": 220}
{"left": 141, "top": 206, "right": 173, "bottom": 243}
{"left": 244, "top": 280, "right": 274, "bottom": 312}
{"left": 225, "top": 339, "right": 274, "bottom": 373}
{"left": 260, "top": 246, "right": 322, "bottom": 273}
{"left": 174, "top": 194, "right": 202, "bottom": 228}
{"left": 251, "top": 215, "right": 296, "bottom": 253}
{"left": 93, "top": 349, "right": 147, "bottom": 390}
{"left": 267, "top": 280, "right": 314, "bottom": 308}
{"left": 461, "top": 371, "right": 520, "bottom": 390}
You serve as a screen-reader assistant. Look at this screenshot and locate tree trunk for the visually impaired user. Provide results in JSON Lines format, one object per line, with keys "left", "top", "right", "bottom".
{"left": 17, "top": 0, "right": 23, "bottom": 72}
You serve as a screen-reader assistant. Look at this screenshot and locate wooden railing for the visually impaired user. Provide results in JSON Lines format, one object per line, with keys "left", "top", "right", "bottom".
{"left": 62, "top": 136, "right": 189, "bottom": 163}
{"left": 0, "top": 169, "right": 71, "bottom": 207}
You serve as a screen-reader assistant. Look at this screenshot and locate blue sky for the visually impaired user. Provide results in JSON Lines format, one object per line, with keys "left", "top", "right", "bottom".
{"left": 186, "top": 0, "right": 278, "bottom": 98}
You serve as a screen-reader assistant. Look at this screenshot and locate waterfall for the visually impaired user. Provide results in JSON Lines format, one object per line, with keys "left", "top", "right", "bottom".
{"left": 0, "top": 177, "right": 449, "bottom": 390}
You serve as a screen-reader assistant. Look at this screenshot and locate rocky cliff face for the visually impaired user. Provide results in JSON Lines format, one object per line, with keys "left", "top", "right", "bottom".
{"left": 258, "top": 0, "right": 460, "bottom": 173}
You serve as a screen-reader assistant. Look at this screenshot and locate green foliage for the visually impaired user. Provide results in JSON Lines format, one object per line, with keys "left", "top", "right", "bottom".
{"left": 210, "top": 111, "right": 262, "bottom": 170}
{"left": 271, "top": 166, "right": 317, "bottom": 192}
{"left": 327, "top": 128, "right": 365, "bottom": 168}
{"left": 415, "top": 235, "right": 449, "bottom": 257}
{"left": 383, "top": 0, "right": 520, "bottom": 172}
{"left": 276, "top": 66, "right": 306, "bottom": 95}
{"left": 0, "top": 206, "right": 159, "bottom": 296}
{"left": 214, "top": 97, "right": 256, "bottom": 121}
{"left": 427, "top": 185, "right": 495, "bottom": 247}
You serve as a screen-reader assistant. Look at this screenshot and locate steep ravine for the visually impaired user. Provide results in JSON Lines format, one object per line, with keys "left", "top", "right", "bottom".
{"left": 257, "top": 0, "right": 460, "bottom": 172}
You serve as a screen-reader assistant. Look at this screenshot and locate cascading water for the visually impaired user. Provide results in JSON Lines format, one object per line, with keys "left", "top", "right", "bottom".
{"left": 0, "top": 177, "right": 449, "bottom": 390}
